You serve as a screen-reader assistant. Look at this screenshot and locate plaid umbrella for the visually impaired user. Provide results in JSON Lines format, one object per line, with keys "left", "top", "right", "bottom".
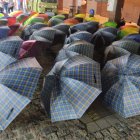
{"left": 0, "top": 26, "right": 10, "bottom": 39}
{"left": 102, "top": 54, "right": 140, "bottom": 118}
{"left": 56, "top": 40, "right": 94, "bottom": 61}
{"left": 70, "top": 21, "right": 99, "bottom": 34}
{"left": 66, "top": 31, "right": 93, "bottom": 44}
{"left": 0, "top": 52, "right": 42, "bottom": 130}
{"left": 99, "top": 27, "right": 118, "bottom": 35}
{"left": 53, "top": 23, "right": 70, "bottom": 35}
{"left": 8, "top": 23, "right": 20, "bottom": 36}
{"left": 41, "top": 55, "right": 102, "bottom": 122}
{"left": 48, "top": 17, "right": 63, "bottom": 27}
{"left": 30, "top": 27, "right": 56, "bottom": 44}
{"left": 123, "top": 34, "right": 140, "bottom": 43}
{"left": 0, "top": 36, "right": 23, "bottom": 58}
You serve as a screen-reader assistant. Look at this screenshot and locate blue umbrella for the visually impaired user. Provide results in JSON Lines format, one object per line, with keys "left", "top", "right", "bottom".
{"left": 0, "top": 52, "right": 42, "bottom": 130}
{"left": 41, "top": 55, "right": 102, "bottom": 122}
{"left": 0, "top": 26, "right": 10, "bottom": 39}
{"left": 66, "top": 31, "right": 93, "bottom": 44}
{"left": 123, "top": 34, "right": 140, "bottom": 43}
{"left": 102, "top": 54, "right": 140, "bottom": 118}
{"left": 0, "top": 36, "right": 23, "bottom": 58}
{"left": 56, "top": 40, "right": 94, "bottom": 61}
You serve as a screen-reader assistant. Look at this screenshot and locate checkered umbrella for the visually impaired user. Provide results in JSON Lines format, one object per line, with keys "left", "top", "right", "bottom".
{"left": 30, "top": 27, "right": 56, "bottom": 44}
{"left": 53, "top": 23, "right": 70, "bottom": 35}
{"left": 21, "top": 23, "right": 48, "bottom": 40}
{"left": 0, "top": 36, "right": 23, "bottom": 58}
{"left": 102, "top": 54, "right": 140, "bottom": 118}
{"left": 48, "top": 17, "right": 63, "bottom": 27}
{"left": 99, "top": 27, "right": 118, "bottom": 35}
{"left": 0, "top": 52, "right": 42, "bottom": 130}
{"left": 41, "top": 55, "right": 102, "bottom": 122}
{"left": 0, "top": 26, "right": 10, "bottom": 39}
{"left": 123, "top": 34, "right": 140, "bottom": 43}
{"left": 56, "top": 41, "right": 94, "bottom": 61}
{"left": 66, "top": 31, "right": 93, "bottom": 44}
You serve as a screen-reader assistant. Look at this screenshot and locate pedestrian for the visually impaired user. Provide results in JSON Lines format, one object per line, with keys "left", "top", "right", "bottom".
{"left": 8, "top": 1, "right": 14, "bottom": 13}
{"left": 0, "top": 0, "right": 4, "bottom": 13}
{"left": 3, "top": 0, "right": 9, "bottom": 14}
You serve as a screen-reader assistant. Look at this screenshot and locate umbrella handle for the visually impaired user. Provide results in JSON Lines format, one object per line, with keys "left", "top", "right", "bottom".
{"left": 6, "top": 108, "right": 14, "bottom": 120}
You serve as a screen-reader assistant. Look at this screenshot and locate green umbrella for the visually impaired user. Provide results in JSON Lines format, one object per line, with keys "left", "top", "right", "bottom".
{"left": 103, "top": 21, "right": 117, "bottom": 28}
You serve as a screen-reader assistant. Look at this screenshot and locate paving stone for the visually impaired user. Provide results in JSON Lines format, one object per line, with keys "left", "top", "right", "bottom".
{"left": 74, "top": 129, "right": 87, "bottom": 137}
{"left": 43, "top": 126, "right": 58, "bottom": 135}
{"left": 105, "top": 115, "right": 120, "bottom": 125}
{"left": 25, "top": 133, "right": 34, "bottom": 139}
{"left": 94, "top": 132, "right": 103, "bottom": 139}
{"left": 80, "top": 115, "right": 93, "bottom": 124}
{"left": 96, "top": 118, "right": 111, "bottom": 129}
{"left": 108, "top": 127, "right": 117, "bottom": 134}
{"left": 64, "top": 135, "right": 73, "bottom": 140}
{"left": 104, "top": 136, "right": 113, "bottom": 140}
{"left": 101, "top": 129, "right": 110, "bottom": 137}
{"left": 45, "top": 133, "right": 58, "bottom": 140}
{"left": 57, "top": 129, "right": 70, "bottom": 137}
{"left": 87, "top": 122, "right": 100, "bottom": 133}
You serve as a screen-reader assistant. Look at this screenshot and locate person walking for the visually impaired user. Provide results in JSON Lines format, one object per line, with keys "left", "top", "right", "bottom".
{"left": 3, "top": 0, "right": 9, "bottom": 14}
{"left": 0, "top": 0, "right": 4, "bottom": 13}
{"left": 8, "top": 1, "right": 14, "bottom": 13}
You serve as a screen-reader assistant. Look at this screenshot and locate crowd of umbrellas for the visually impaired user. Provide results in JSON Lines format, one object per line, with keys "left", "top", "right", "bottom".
{"left": 0, "top": 10, "right": 140, "bottom": 130}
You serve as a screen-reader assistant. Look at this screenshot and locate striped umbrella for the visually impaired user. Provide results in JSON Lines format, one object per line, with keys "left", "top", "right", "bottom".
{"left": 41, "top": 55, "right": 102, "bottom": 122}
{"left": 0, "top": 53, "right": 42, "bottom": 130}
{"left": 56, "top": 41, "right": 94, "bottom": 61}
{"left": 102, "top": 54, "right": 140, "bottom": 118}
{"left": 123, "top": 34, "right": 140, "bottom": 43}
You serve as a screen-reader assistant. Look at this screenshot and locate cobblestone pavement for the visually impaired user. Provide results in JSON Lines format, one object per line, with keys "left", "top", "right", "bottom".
{"left": 0, "top": 51, "right": 140, "bottom": 140}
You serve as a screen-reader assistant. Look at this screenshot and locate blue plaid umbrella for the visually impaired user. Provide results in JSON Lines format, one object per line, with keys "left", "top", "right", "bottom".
{"left": 41, "top": 55, "right": 102, "bottom": 122}
{"left": 66, "top": 31, "right": 93, "bottom": 44}
{"left": 0, "top": 52, "right": 42, "bottom": 130}
{"left": 0, "top": 36, "right": 23, "bottom": 58}
{"left": 100, "top": 27, "right": 118, "bottom": 35}
{"left": 0, "top": 26, "right": 10, "bottom": 39}
{"left": 56, "top": 41, "right": 94, "bottom": 61}
{"left": 30, "top": 27, "right": 56, "bottom": 44}
{"left": 70, "top": 21, "right": 99, "bottom": 34}
{"left": 102, "top": 54, "right": 140, "bottom": 118}
{"left": 53, "top": 23, "right": 70, "bottom": 35}
{"left": 104, "top": 40, "right": 140, "bottom": 62}
{"left": 123, "top": 34, "right": 140, "bottom": 43}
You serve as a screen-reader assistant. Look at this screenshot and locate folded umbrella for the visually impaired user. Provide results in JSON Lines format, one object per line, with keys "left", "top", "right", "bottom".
{"left": 41, "top": 55, "right": 102, "bottom": 122}
{"left": 102, "top": 54, "right": 140, "bottom": 118}
{"left": 66, "top": 31, "right": 93, "bottom": 44}
{"left": 0, "top": 26, "right": 10, "bottom": 39}
{"left": 56, "top": 40, "right": 94, "bottom": 61}
{"left": 0, "top": 52, "right": 42, "bottom": 130}
{"left": 0, "top": 36, "right": 23, "bottom": 58}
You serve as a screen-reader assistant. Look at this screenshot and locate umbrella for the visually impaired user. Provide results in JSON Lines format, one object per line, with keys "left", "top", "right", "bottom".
{"left": 0, "top": 19, "right": 8, "bottom": 26}
{"left": 66, "top": 31, "right": 93, "bottom": 44}
{"left": 70, "top": 21, "right": 99, "bottom": 34}
{"left": 0, "top": 36, "right": 23, "bottom": 58}
{"left": 48, "top": 17, "right": 63, "bottom": 27}
{"left": 102, "top": 54, "right": 140, "bottom": 118}
{"left": 53, "top": 14, "right": 65, "bottom": 20}
{"left": 0, "top": 26, "right": 10, "bottom": 39}
{"left": 102, "top": 21, "right": 117, "bottom": 28}
{"left": 7, "top": 17, "right": 16, "bottom": 26}
{"left": 8, "top": 23, "right": 20, "bottom": 36}
{"left": 99, "top": 27, "right": 118, "bottom": 35}
{"left": 123, "top": 34, "right": 140, "bottom": 43}
{"left": 91, "top": 29, "right": 117, "bottom": 52}
{"left": 41, "top": 55, "right": 102, "bottom": 122}
{"left": 0, "top": 52, "right": 42, "bottom": 130}
{"left": 56, "top": 40, "right": 94, "bottom": 61}
{"left": 53, "top": 23, "right": 70, "bottom": 35}
{"left": 64, "top": 18, "right": 79, "bottom": 26}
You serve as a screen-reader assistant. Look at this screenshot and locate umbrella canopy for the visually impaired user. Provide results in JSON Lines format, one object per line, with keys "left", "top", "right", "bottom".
{"left": 0, "top": 26, "right": 10, "bottom": 39}
{"left": 102, "top": 54, "right": 140, "bottom": 118}
{"left": 53, "top": 14, "right": 65, "bottom": 20}
{"left": 91, "top": 30, "right": 117, "bottom": 52}
{"left": 41, "top": 55, "right": 102, "bottom": 122}
{"left": 66, "top": 31, "right": 93, "bottom": 44}
{"left": 64, "top": 18, "right": 79, "bottom": 26}
{"left": 99, "top": 27, "right": 118, "bottom": 35}
{"left": 0, "top": 19, "right": 8, "bottom": 26}
{"left": 70, "top": 21, "right": 99, "bottom": 34}
{"left": 0, "top": 52, "right": 42, "bottom": 130}
{"left": 102, "top": 21, "right": 117, "bottom": 28}
{"left": 56, "top": 41, "right": 94, "bottom": 61}
{"left": 0, "top": 36, "right": 23, "bottom": 58}
{"left": 53, "top": 23, "right": 70, "bottom": 35}
{"left": 48, "top": 17, "right": 63, "bottom": 27}
{"left": 8, "top": 23, "right": 20, "bottom": 36}
{"left": 123, "top": 34, "right": 140, "bottom": 43}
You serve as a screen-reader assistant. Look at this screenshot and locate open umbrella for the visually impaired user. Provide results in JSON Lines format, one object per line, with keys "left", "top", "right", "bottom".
{"left": 102, "top": 54, "right": 140, "bottom": 118}
{"left": 102, "top": 21, "right": 117, "bottom": 28}
{"left": 48, "top": 17, "right": 63, "bottom": 27}
{"left": 0, "top": 52, "right": 42, "bottom": 130}
{"left": 66, "top": 31, "right": 93, "bottom": 44}
{"left": 0, "top": 26, "right": 10, "bottom": 39}
{"left": 0, "top": 36, "right": 23, "bottom": 58}
{"left": 41, "top": 55, "right": 102, "bottom": 122}
{"left": 56, "top": 40, "right": 94, "bottom": 61}
{"left": 123, "top": 34, "right": 140, "bottom": 43}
